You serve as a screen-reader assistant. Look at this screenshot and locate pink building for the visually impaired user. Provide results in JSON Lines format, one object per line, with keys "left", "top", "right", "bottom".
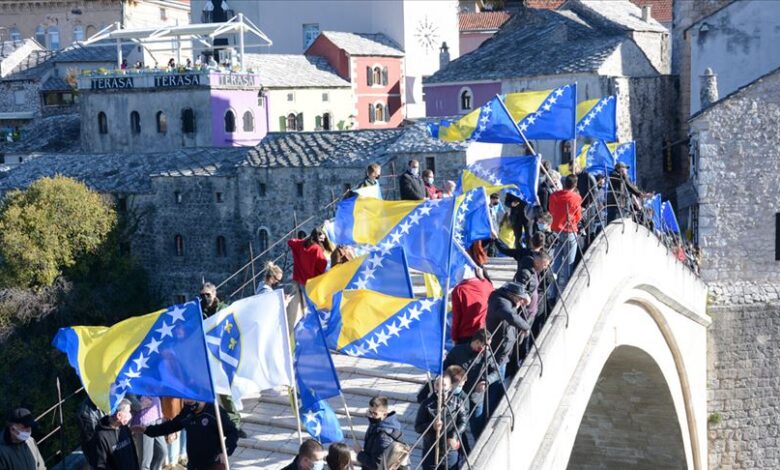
{"left": 306, "top": 31, "right": 405, "bottom": 129}
{"left": 458, "top": 11, "right": 511, "bottom": 55}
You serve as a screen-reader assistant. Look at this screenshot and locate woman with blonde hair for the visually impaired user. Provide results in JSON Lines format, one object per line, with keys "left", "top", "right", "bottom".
{"left": 255, "top": 261, "right": 284, "bottom": 295}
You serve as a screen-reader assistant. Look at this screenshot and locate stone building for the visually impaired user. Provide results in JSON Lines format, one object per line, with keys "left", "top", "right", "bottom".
{"left": 682, "top": 65, "right": 780, "bottom": 470}
{"left": 0, "top": 0, "right": 190, "bottom": 50}
{"left": 0, "top": 121, "right": 467, "bottom": 301}
{"left": 424, "top": 0, "right": 681, "bottom": 193}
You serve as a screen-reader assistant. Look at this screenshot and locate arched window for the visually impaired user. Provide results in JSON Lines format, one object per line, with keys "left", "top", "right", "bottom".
{"left": 182, "top": 108, "right": 195, "bottom": 133}
{"left": 224, "top": 110, "right": 236, "bottom": 133}
{"left": 372, "top": 67, "right": 382, "bottom": 86}
{"left": 35, "top": 26, "right": 46, "bottom": 45}
{"left": 216, "top": 236, "right": 227, "bottom": 257}
{"left": 86, "top": 25, "right": 96, "bottom": 38}
{"left": 375, "top": 103, "right": 385, "bottom": 123}
{"left": 73, "top": 25, "right": 84, "bottom": 42}
{"left": 156, "top": 111, "right": 167, "bottom": 133}
{"left": 174, "top": 234, "right": 184, "bottom": 256}
{"left": 459, "top": 87, "right": 473, "bottom": 111}
{"left": 242, "top": 111, "right": 254, "bottom": 132}
{"left": 258, "top": 228, "right": 269, "bottom": 252}
{"left": 286, "top": 113, "right": 297, "bottom": 131}
{"left": 97, "top": 112, "right": 108, "bottom": 134}
{"left": 9, "top": 28, "right": 21, "bottom": 43}
{"left": 130, "top": 111, "right": 141, "bottom": 134}
{"left": 560, "top": 141, "right": 573, "bottom": 165}
{"left": 322, "top": 113, "right": 331, "bottom": 131}
{"left": 47, "top": 26, "right": 60, "bottom": 49}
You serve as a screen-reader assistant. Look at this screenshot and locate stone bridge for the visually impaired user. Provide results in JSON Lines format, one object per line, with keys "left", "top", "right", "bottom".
{"left": 232, "top": 220, "right": 710, "bottom": 469}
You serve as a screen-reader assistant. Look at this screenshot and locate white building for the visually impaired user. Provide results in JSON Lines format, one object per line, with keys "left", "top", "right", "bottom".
{"left": 191, "top": 0, "right": 460, "bottom": 118}
{"left": 685, "top": 0, "right": 780, "bottom": 116}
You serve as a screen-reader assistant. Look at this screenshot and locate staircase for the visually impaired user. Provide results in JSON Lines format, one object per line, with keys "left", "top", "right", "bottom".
{"left": 230, "top": 257, "right": 517, "bottom": 469}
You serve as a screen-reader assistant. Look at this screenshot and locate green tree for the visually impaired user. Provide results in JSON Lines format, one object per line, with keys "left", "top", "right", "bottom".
{"left": 0, "top": 176, "right": 116, "bottom": 288}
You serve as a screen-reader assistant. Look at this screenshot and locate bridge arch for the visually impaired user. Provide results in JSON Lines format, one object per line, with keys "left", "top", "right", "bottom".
{"left": 471, "top": 221, "right": 710, "bottom": 470}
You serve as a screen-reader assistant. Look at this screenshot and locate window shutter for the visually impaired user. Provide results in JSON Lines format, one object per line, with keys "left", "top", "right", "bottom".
{"left": 382, "top": 66, "right": 388, "bottom": 86}
{"left": 296, "top": 113, "right": 304, "bottom": 131}
{"left": 366, "top": 66, "right": 373, "bottom": 86}
{"left": 279, "top": 116, "right": 286, "bottom": 131}
{"left": 369, "top": 104, "right": 375, "bottom": 123}
{"left": 315, "top": 115, "right": 322, "bottom": 129}
{"left": 384, "top": 103, "right": 390, "bottom": 122}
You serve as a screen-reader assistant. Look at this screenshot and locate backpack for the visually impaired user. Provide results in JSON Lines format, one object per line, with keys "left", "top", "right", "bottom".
{"left": 378, "top": 439, "right": 411, "bottom": 470}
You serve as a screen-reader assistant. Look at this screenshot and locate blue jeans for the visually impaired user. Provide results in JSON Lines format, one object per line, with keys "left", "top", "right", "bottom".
{"left": 486, "top": 364, "right": 507, "bottom": 422}
{"left": 469, "top": 393, "right": 485, "bottom": 438}
{"left": 551, "top": 231, "right": 577, "bottom": 298}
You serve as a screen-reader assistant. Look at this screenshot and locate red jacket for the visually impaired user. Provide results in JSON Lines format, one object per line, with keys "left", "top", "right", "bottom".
{"left": 287, "top": 238, "right": 327, "bottom": 286}
{"left": 425, "top": 183, "right": 442, "bottom": 200}
{"left": 549, "top": 189, "right": 582, "bottom": 233}
{"left": 451, "top": 277, "right": 494, "bottom": 343}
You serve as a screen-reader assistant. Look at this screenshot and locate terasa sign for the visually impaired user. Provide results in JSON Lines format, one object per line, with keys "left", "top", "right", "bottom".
{"left": 218, "top": 74, "right": 256, "bottom": 87}
{"left": 91, "top": 77, "right": 134, "bottom": 90}
{"left": 154, "top": 74, "right": 201, "bottom": 88}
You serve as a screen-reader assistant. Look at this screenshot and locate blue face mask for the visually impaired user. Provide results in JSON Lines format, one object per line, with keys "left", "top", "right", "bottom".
{"left": 311, "top": 460, "right": 325, "bottom": 470}
{"left": 453, "top": 386, "right": 463, "bottom": 395}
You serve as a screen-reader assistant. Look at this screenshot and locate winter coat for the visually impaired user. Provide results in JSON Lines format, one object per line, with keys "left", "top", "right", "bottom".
{"left": 0, "top": 428, "right": 46, "bottom": 470}
{"left": 607, "top": 170, "right": 642, "bottom": 210}
{"left": 548, "top": 189, "right": 582, "bottom": 233}
{"left": 443, "top": 343, "right": 500, "bottom": 403}
{"left": 514, "top": 256, "right": 539, "bottom": 320}
{"left": 398, "top": 171, "right": 426, "bottom": 200}
{"left": 414, "top": 390, "right": 469, "bottom": 454}
{"left": 450, "top": 277, "right": 494, "bottom": 343}
{"left": 145, "top": 403, "right": 238, "bottom": 469}
{"left": 486, "top": 286, "right": 531, "bottom": 367}
{"left": 357, "top": 412, "right": 403, "bottom": 470}
{"left": 91, "top": 417, "right": 138, "bottom": 470}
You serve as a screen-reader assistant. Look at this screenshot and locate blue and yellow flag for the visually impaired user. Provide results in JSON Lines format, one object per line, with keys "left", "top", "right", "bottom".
{"left": 52, "top": 301, "right": 214, "bottom": 413}
{"left": 325, "top": 290, "right": 444, "bottom": 373}
{"left": 583, "top": 140, "right": 616, "bottom": 175}
{"left": 458, "top": 156, "right": 540, "bottom": 205}
{"left": 611, "top": 141, "right": 636, "bottom": 182}
{"left": 453, "top": 186, "right": 496, "bottom": 250}
{"left": 661, "top": 201, "right": 681, "bottom": 234}
{"left": 644, "top": 194, "right": 663, "bottom": 231}
{"left": 430, "top": 85, "right": 577, "bottom": 143}
{"left": 576, "top": 96, "right": 617, "bottom": 141}
{"left": 504, "top": 84, "right": 577, "bottom": 140}
{"left": 305, "top": 246, "right": 413, "bottom": 313}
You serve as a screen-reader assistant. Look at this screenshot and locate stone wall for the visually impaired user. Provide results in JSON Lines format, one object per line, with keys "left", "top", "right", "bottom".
{"left": 707, "top": 301, "right": 780, "bottom": 469}
{"left": 0, "top": 80, "right": 41, "bottom": 117}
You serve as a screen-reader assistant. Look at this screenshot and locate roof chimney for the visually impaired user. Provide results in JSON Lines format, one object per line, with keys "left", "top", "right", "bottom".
{"left": 439, "top": 42, "right": 450, "bottom": 70}
{"left": 700, "top": 67, "right": 719, "bottom": 109}
{"left": 641, "top": 5, "right": 652, "bottom": 22}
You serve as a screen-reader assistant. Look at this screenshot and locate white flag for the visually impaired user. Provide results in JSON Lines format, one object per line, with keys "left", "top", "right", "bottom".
{"left": 203, "top": 290, "right": 293, "bottom": 408}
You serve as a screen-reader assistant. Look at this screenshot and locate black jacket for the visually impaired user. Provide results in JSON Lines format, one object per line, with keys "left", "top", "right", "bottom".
{"left": 414, "top": 390, "right": 469, "bottom": 453}
{"left": 280, "top": 457, "right": 300, "bottom": 470}
{"left": 145, "top": 403, "right": 238, "bottom": 469}
{"left": 76, "top": 398, "right": 105, "bottom": 466}
{"left": 443, "top": 343, "right": 500, "bottom": 402}
{"left": 357, "top": 412, "right": 403, "bottom": 470}
{"left": 515, "top": 256, "right": 539, "bottom": 320}
{"left": 91, "top": 417, "right": 138, "bottom": 470}
{"left": 399, "top": 171, "right": 426, "bottom": 200}
{"left": 607, "top": 170, "right": 642, "bottom": 209}
{"left": 577, "top": 171, "right": 598, "bottom": 208}
{"left": 486, "top": 286, "right": 531, "bottom": 367}
{"left": 0, "top": 429, "right": 45, "bottom": 470}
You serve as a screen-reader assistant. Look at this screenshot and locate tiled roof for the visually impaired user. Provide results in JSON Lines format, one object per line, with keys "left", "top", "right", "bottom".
{"left": 244, "top": 54, "right": 349, "bottom": 88}
{"left": 318, "top": 31, "right": 404, "bottom": 57}
{"left": 459, "top": 11, "right": 513, "bottom": 32}
{"left": 1, "top": 50, "right": 54, "bottom": 81}
{"left": 0, "top": 41, "right": 25, "bottom": 61}
{"left": 0, "top": 147, "right": 247, "bottom": 194}
{"left": 243, "top": 129, "right": 403, "bottom": 168}
{"left": 41, "top": 76, "right": 73, "bottom": 91}
{"left": 0, "top": 114, "right": 81, "bottom": 154}
{"left": 384, "top": 121, "right": 467, "bottom": 154}
{"left": 54, "top": 43, "right": 135, "bottom": 63}
{"left": 525, "top": 0, "right": 671, "bottom": 24}
{"left": 425, "top": 8, "right": 624, "bottom": 84}
{"left": 574, "top": 0, "right": 666, "bottom": 32}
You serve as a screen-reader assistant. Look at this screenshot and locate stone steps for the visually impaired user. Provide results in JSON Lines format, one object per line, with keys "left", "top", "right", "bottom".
{"left": 230, "top": 257, "right": 513, "bottom": 469}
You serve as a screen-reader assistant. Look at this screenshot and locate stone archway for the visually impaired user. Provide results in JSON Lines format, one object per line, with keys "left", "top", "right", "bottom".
{"left": 568, "top": 345, "right": 687, "bottom": 469}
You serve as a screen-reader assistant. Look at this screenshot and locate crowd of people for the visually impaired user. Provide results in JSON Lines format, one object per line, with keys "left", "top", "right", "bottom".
{"left": 5, "top": 156, "right": 702, "bottom": 470}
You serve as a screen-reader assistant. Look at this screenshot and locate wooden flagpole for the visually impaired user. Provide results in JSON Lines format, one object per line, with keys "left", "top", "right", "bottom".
{"left": 280, "top": 289, "right": 304, "bottom": 444}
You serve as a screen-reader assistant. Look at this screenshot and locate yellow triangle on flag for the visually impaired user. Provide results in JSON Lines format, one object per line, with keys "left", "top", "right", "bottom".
{"left": 305, "top": 254, "right": 367, "bottom": 311}
{"left": 351, "top": 197, "right": 420, "bottom": 245}
{"left": 503, "top": 89, "right": 554, "bottom": 122}
{"left": 336, "top": 290, "right": 414, "bottom": 350}
{"left": 576, "top": 98, "right": 600, "bottom": 122}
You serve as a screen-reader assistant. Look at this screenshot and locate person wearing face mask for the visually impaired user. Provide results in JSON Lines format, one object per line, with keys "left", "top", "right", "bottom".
{"left": 414, "top": 366, "right": 469, "bottom": 470}
{"left": 421, "top": 169, "right": 442, "bottom": 200}
{"left": 357, "top": 163, "right": 382, "bottom": 190}
{"left": 354, "top": 396, "right": 402, "bottom": 470}
{"left": 326, "top": 443, "right": 353, "bottom": 470}
{"left": 281, "top": 438, "right": 327, "bottom": 470}
{"left": 442, "top": 330, "right": 499, "bottom": 440}
{"left": 398, "top": 159, "right": 426, "bottom": 200}
{"left": 91, "top": 399, "right": 139, "bottom": 470}
{"left": 139, "top": 400, "right": 237, "bottom": 470}
{"left": 255, "top": 261, "right": 284, "bottom": 295}
{"left": 0, "top": 408, "right": 45, "bottom": 470}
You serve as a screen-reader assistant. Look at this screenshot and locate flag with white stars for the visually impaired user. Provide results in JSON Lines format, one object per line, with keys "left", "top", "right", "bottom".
{"left": 609, "top": 141, "right": 636, "bottom": 182}
{"left": 504, "top": 84, "right": 577, "bottom": 141}
{"left": 325, "top": 290, "right": 444, "bottom": 374}
{"left": 429, "top": 94, "right": 522, "bottom": 144}
{"left": 203, "top": 290, "right": 293, "bottom": 409}
{"left": 661, "top": 201, "right": 681, "bottom": 235}
{"left": 305, "top": 245, "right": 413, "bottom": 316}
{"left": 52, "top": 301, "right": 214, "bottom": 413}
{"left": 299, "top": 393, "right": 344, "bottom": 444}
{"left": 644, "top": 194, "right": 664, "bottom": 233}
{"left": 581, "top": 140, "right": 617, "bottom": 176}
{"left": 458, "top": 156, "right": 540, "bottom": 206}
{"left": 576, "top": 96, "right": 617, "bottom": 142}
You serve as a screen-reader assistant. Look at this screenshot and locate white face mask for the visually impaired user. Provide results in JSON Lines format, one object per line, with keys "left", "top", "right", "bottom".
{"left": 12, "top": 429, "right": 31, "bottom": 442}
{"left": 425, "top": 177, "right": 434, "bottom": 185}
{"left": 410, "top": 167, "right": 419, "bottom": 176}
